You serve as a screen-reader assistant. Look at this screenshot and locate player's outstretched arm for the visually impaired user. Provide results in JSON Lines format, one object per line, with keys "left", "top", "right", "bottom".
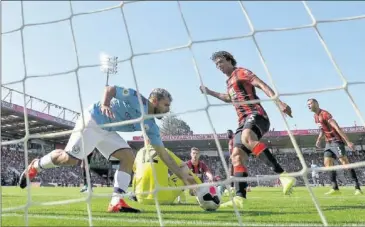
{"left": 199, "top": 85, "right": 231, "bottom": 103}
{"left": 315, "top": 130, "right": 324, "bottom": 148}
{"left": 250, "top": 76, "right": 293, "bottom": 118}
{"left": 101, "top": 86, "right": 117, "bottom": 118}
{"left": 328, "top": 119, "right": 354, "bottom": 150}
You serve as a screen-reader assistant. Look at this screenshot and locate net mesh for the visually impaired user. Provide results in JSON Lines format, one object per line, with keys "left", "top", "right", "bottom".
{"left": 1, "top": 1, "right": 365, "bottom": 227}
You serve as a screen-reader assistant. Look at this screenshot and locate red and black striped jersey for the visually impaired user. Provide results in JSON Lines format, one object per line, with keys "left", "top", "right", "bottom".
{"left": 226, "top": 67, "right": 268, "bottom": 125}
{"left": 314, "top": 109, "right": 342, "bottom": 142}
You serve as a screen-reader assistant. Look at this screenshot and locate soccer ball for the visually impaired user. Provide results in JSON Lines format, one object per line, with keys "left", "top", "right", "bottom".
{"left": 196, "top": 186, "right": 221, "bottom": 211}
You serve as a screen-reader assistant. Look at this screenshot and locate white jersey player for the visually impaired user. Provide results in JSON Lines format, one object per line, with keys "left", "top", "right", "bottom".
{"left": 310, "top": 160, "right": 320, "bottom": 187}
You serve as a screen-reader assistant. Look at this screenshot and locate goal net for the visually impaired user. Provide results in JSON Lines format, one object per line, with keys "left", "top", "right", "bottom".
{"left": 2, "top": 1, "right": 365, "bottom": 227}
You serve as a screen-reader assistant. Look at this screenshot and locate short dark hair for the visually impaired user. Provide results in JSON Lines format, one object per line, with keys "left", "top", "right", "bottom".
{"left": 307, "top": 98, "right": 318, "bottom": 104}
{"left": 227, "top": 129, "right": 234, "bottom": 139}
{"left": 191, "top": 147, "right": 200, "bottom": 152}
{"left": 211, "top": 51, "right": 237, "bottom": 67}
{"left": 149, "top": 88, "right": 172, "bottom": 102}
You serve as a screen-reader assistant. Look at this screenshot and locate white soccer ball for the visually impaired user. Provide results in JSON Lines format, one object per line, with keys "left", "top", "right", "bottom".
{"left": 196, "top": 186, "right": 221, "bottom": 211}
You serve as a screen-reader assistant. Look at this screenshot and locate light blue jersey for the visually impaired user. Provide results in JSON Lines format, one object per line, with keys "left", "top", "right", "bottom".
{"left": 89, "top": 86, "right": 163, "bottom": 147}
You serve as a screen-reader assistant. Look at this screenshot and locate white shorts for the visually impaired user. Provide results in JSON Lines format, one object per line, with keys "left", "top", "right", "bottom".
{"left": 65, "top": 111, "right": 130, "bottom": 160}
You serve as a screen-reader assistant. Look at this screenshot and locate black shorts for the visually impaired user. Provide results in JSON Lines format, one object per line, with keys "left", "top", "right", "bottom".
{"left": 233, "top": 115, "right": 270, "bottom": 149}
{"left": 324, "top": 141, "right": 347, "bottom": 159}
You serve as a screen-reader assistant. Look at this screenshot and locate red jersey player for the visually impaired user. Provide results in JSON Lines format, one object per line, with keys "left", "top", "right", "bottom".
{"left": 186, "top": 147, "right": 213, "bottom": 183}
{"left": 307, "top": 98, "right": 362, "bottom": 195}
{"left": 200, "top": 51, "right": 296, "bottom": 208}
{"left": 186, "top": 147, "right": 214, "bottom": 195}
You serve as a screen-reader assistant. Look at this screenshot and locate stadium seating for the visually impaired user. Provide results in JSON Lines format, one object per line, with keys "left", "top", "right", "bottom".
{"left": 1, "top": 144, "right": 364, "bottom": 187}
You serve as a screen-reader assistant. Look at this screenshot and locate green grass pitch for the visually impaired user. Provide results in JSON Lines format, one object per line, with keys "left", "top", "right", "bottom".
{"left": 1, "top": 186, "right": 364, "bottom": 226}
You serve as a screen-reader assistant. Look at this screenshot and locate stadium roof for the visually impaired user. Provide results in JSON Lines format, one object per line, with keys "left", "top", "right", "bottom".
{"left": 1, "top": 86, "right": 80, "bottom": 144}
{"left": 128, "top": 126, "right": 365, "bottom": 151}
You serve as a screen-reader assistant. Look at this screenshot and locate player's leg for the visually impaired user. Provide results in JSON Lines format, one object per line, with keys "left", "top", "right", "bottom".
{"left": 232, "top": 146, "right": 249, "bottom": 199}
{"left": 96, "top": 132, "right": 141, "bottom": 213}
{"left": 240, "top": 115, "right": 295, "bottom": 195}
{"left": 220, "top": 137, "right": 249, "bottom": 208}
{"left": 228, "top": 161, "right": 235, "bottom": 194}
{"left": 19, "top": 114, "right": 99, "bottom": 189}
{"left": 337, "top": 154, "right": 362, "bottom": 195}
{"left": 323, "top": 149, "right": 340, "bottom": 195}
{"left": 80, "top": 152, "right": 93, "bottom": 193}
{"left": 312, "top": 175, "right": 316, "bottom": 186}
{"left": 316, "top": 175, "right": 320, "bottom": 186}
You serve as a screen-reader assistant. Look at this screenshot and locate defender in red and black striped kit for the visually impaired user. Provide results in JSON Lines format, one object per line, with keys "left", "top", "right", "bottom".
{"left": 200, "top": 51, "right": 296, "bottom": 208}
{"left": 307, "top": 98, "right": 362, "bottom": 196}
{"left": 186, "top": 147, "right": 214, "bottom": 196}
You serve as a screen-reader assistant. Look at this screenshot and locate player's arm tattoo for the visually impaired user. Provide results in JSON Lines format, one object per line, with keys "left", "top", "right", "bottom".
{"left": 102, "top": 86, "right": 116, "bottom": 106}
{"left": 206, "top": 89, "right": 231, "bottom": 103}
{"left": 328, "top": 119, "right": 351, "bottom": 144}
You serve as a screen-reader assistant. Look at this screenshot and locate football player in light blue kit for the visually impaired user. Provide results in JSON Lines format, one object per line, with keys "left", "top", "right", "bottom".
{"left": 19, "top": 86, "right": 196, "bottom": 213}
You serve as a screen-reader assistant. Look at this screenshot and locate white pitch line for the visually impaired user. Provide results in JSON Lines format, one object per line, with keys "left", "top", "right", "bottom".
{"left": 2, "top": 213, "right": 240, "bottom": 226}
{"left": 1, "top": 213, "right": 334, "bottom": 227}
{"left": 3, "top": 213, "right": 364, "bottom": 227}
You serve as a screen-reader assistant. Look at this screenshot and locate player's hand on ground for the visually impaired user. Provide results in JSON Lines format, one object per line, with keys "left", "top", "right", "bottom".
{"left": 278, "top": 102, "right": 293, "bottom": 118}
{"left": 199, "top": 85, "right": 210, "bottom": 94}
{"left": 100, "top": 105, "right": 115, "bottom": 119}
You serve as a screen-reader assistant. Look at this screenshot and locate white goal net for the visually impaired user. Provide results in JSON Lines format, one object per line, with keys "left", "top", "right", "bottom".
{"left": 2, "top": 1, "right": 365, "bottom": 227}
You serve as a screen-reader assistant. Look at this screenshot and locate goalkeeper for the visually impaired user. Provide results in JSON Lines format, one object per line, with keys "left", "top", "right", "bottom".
{"left": 132, "top": 139, "right": 202, "bottom": 205}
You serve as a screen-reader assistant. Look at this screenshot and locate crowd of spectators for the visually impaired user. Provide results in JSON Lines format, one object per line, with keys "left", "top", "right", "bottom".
{"left": 1, "top": 145, "right": 107, "bottom": 187}
{"left": 2, "top": 143, "right": 365, "bottom": 188}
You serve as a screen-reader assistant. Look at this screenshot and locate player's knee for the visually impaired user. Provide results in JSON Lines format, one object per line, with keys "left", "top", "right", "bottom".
{"left": 112, "top": 148, "right": 135, "bottom": 171}
{"left": 240, "top": 129, "right": 258, "bottom": 149}
{"left": 52, "top": 149, "right": 78, "bottom": 166}
{"left": 339, "top": 157, "right": 349, "bottom": 165}
{"left": 324, "top": 158, "right": 333, "bottom": 167}
{"left": 112, "top": 148, "right": 135, "bottom": 161}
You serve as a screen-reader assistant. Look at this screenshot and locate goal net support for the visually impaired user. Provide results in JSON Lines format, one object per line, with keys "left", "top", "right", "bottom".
{"left": 2, "top": 1, "right": 365, "bottom": 227}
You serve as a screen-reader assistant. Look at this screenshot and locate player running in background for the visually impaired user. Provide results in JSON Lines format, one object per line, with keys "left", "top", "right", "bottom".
{"left": 132, "top": 139, "right": 202, "bottom": 205}
{"left": 310, "top": 160, "right": 320, "bottom": 187}
{"left": 307, "top": 98, "right": 362, "bottom": 195}
{"left": 19, "top": 86, "right": 197, "bottom": 213}
{"left": 79, "top": 151, "right": 95, "bottom": 193}
{"left": 200, "top": 51, "right": 296, "bottom": 208}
